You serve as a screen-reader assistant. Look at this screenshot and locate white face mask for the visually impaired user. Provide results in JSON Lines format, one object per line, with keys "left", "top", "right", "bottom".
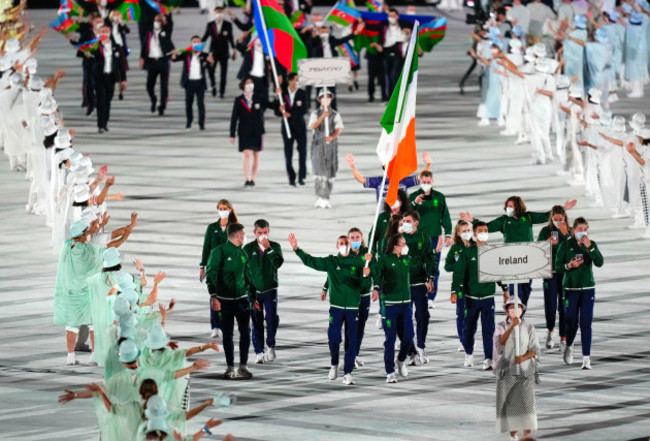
{"left": 421, "top": 184, "right": 432, "bottom": 193}
{"left": 215, "top": 13, "right": 224, "bottom": 21}
{"left": 218, "top": 209, "right": 230, "bottom": 219}
{"left": 505, "top": 207, "right": 515, "bottom": 217}
{"left": 400, "top": 245, "right": 409, "bottom": 255}
{"left": 322, "top": 97, "right": 332, "bottom": 107}
{"left": 476, "top": 232, "right": 489, "bottom": 242}
{"left": 399, "top": 222, "right": 413, "bottom": 234}
{"left": 153, "top": 21, "right": 162, "bottom": 30}
{"left": 391, "top": 201, "right": 400, "bottom": 210}
{"left": 460, "top": 231, "right": 473, "bottom": 241}
{"left": 257, "top": 234, "right": 268, "bottom": 242}
{"left": 552, "top": 221, "right": 560, "bottom": 229}
{"left": 338, "top": 245, "right": 349, "bottom": 256}
{"left": 320, "top": 32, "right": 329, "bottom": 39}
{"left": 244, "top": 83, "right": 254, "bottom": 93}
{"left": 388, "top": 17, "right": 397, "bottom": 25}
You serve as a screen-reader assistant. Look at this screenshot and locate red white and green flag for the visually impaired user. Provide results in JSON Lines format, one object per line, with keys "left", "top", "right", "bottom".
{"left": 375, "top": 22, "right": 419, "bottom": 207}
{"left": 252, "top": 0, "right": 307, "bottom": 72}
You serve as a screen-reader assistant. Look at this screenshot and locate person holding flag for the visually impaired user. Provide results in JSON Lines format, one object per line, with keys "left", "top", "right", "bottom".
{"left": 172, "top": 36, "right": 214, "bottom": 130}
{"left": 376, "top": 8, "right": 406, "bottom": 97}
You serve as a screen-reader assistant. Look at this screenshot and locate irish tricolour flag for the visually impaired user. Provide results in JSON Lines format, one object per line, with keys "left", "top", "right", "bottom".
{"left": 375, "top": 22, "right": 419, "bottom": 207}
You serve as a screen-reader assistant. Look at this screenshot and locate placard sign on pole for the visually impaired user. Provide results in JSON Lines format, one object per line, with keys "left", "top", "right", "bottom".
{"left": 297, "top": 58, "right": 352, "bottom": 86}
{"left": 477, "top": 241, "right": 552, "bottom": 283}
{"left": 297, "top": 58, "right": 350, "bottom": 145}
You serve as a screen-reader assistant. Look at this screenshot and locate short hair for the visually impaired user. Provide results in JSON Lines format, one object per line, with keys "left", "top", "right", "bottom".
{"left": 254, "top": 219, "right": 269, "bottom": 230}
{"left": 403, "top": 211, "right": 420, "bottom": 222}
{"left": 504, "top": 196, "right": 527, "bottom": 218}
{"left": 190, "top": 35, "right": 201, "bottom": 41}
{"left": 337, "top": 235, "right": 349, "bottom": 244}
{"left": 496, "top": 6, "right": 507, "bottom": 16}
{"left": 388, "top": 7, "right": 399, "bottom": 15}
{"left": 287, "top": 72, "right": 298, "bottom": 82}
{"left": 573, "top": 217, "right": 589, "bottom": 229}
{"left": 419, "top": 170, "right": 433, "bottom": 179}
{"left": 227, "top": 223, "right": 245, "bottom": 238}
{"left": 215, "top": 5, "right": 224, "bottom": 10}
{"left": 473, "top": 221, "right": 488, "bottom": 232}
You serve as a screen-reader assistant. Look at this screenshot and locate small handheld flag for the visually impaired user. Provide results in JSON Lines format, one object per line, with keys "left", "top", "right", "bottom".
{"left": 418, "top": 17, "right": 447, "bottom": 52}
{"left": 75, "top": 34, "right": 107, "bottom": 52}
{"left": 326, "top": 4, "right": 361, "bottom": 27}
{"left": 50, "top": 13, "right": 79, "bottom": 35}
{"left": 117, "top": 0, "right": 141, "bottom": 22}
{"left": 178, "top": 43, "right": 205, "bottom": 54}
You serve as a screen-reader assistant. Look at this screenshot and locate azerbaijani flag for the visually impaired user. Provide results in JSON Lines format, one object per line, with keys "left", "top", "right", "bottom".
{"left": 375, "top": 22, "right": 419, "bottom": 207}
{"left": 290, "top": 10, "right": 305, "bottom": 28}
{"left": 326, "top": 3, "right": 361, "bottom": 27}
{"left": 118, "top": 0, "right": 141, "bottom": 22}
{"left": 337, "top": 42, "right": 359, "bottom": 68}
{"left": 366, "top": 0, "right": 381, "bottom": 12}
{"left": 252, "top": 0, "right": 307, "bottom": 73}
{"left": 59, "top": 0, "right": 87, "bottom": 17}
{"left": 50, "top": 13, "right": 79, "bottom": 34}
{"left": 143, "top": 0, "right": 168, "bottom": 14}
{"left": 418, "top": 17, "right": 446, "bottom": 52}
{"left": 178, "top": 43, "right": 205, "bottom": 54}
{"left": 75, "top": 34, "right": 107, "bottom": 52}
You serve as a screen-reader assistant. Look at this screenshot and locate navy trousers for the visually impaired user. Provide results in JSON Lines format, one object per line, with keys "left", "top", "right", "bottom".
{"left": 428, "top": 236, "right": 442, "bottom": 301}
{"left": 565, "top": 289, "right": 595, "bottom": 356}
{"left": 410, "top": 284, "right": 430, "bottom": 351}
{"left": 382, "top": 302, "right": 415, "bottom": 374}
{"left": 456, "top": 293, "right": 466, "bottom": 345}
{"left": 543, "top": 273, "right": 566, "bottom": 337}
{"left": 344, "top": 294, "right": 370, "bottom": 357}
{"left": 251, "top": 290, "right": 279, "bottom": 354}
{"left": 328, "top": 307, "right": 358, "bottom": 375}
{"left": 463, "top": 297, "right": 495, "bottom": 360}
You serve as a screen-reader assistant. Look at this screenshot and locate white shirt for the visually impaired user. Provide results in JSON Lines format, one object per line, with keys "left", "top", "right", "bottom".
{"left": 384, "top": 24, "right": 405, "bottom": 49}
{"left": 288, "top": 89, "right": 297, "bottom": 106}
{"left": 149, "top": 30, "right": 163, "bottom": 59}
{"left": 321, "top": 36, "right": 333, "bottom": 58}
{"left": 102, "top": 41, "right": 112, "bottom": 74}
{"left": 250, "top": 47, "right": 265, "bottom": 77}
{"left": 112, "top": 23, "right": 123, "bottom": 46}
{"left": 189, "top": 53, "right": 202, "bottom": 80}
{"left": 527, "top": 2, "right": 555, "bottom": 37}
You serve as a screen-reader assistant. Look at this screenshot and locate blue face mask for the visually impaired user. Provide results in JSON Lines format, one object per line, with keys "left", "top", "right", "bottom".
{"left": 350, "top": 241, "right": 362, "bottom": 250}
{"left": 575, "top": 231, "right": 588, "bottom": 241}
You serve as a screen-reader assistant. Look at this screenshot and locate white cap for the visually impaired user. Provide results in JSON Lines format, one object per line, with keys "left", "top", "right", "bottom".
{"left": 557, "top": 75, "right": 570, "bottom": 89}
{"left": 630, "top": 113, "right": 646, "bottom": 131}
{"left": 42, "top": 118, "right": 58, "bottom": 136}
{"left": 612, "top": 116, "right": 626, "bottom": 132}
{"left": 70, "top": 151, "right": 84, "bottom": 166}
{"left": 73, "top": 184, "right": 92, "bottom": 203}
{"left": 639, "top": 128, "right": 650, "bottom": 139}
{"left": 57, "top": 148, "right": 74, "bottom": 162}
{"left": 587, "top": 87, "right": 602, "bottom": 104}
{"left": 28, "top": 75, "right": 44, "bottom": 91}
{"left": 24, "top": 58, "right": 37, "bottom": 74}
{"left": 532, "top": 42, "right": 546, "bottom": 58}
{"left": 9, "top": 72, "right": 23, "bottom": 88}
{"left": 38, "top": 97, "right": 58, "bottom": 115}
{"left": 569, "top": 84, "right": 582, "bottom": 99}
{"left": 55, "top": 128, "right": 72, "bottom": 148}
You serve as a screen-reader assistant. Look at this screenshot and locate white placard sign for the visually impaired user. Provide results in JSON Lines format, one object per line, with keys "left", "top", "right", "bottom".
{"left": 297, "top": 58, "right": 351, "bottom": 86}
{"left": 478, "top": 241, "right": 552, "bottom": 283}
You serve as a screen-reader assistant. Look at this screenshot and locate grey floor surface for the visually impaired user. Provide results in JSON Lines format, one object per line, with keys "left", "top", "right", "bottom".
{"left": 1, "top": 7, "right": 650, "bottom": 441}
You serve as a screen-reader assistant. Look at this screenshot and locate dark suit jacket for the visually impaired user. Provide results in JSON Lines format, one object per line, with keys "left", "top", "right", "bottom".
{"left": 140, "top": 25, "right": 175, "bottom": 62}
{"left": 174, "top": 52, "right": 210, "bottom": 89}
{"left": 273, "top": 87, "right": 307, "bottom": 133}
{"left": 91, "top": 38, "right": 127, "bottom": 82}
{"left": 378, "top": 23, "right": 406, "bottom": 57}
{"left": 230, "top": 93, "right": 268, "bottom": 143}
{"left": 309, "top": 33, "right": 354, "bottom": 58}
{"left": 70, "top": 22, "right": 95, "bottom": 59}
{"left": 201, "top": 20, "right": 234, "bottom": 58}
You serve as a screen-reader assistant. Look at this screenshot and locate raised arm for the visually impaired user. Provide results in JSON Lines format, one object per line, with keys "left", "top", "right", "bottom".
{"left": 345, "top": 153, "right": 366, "bottom": 184}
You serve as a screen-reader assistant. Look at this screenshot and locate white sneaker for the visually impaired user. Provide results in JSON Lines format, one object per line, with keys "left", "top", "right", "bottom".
{"left": 457, "top": 343, "right": 465, "bottom": 352}
{"left": 563, "top": 346, "right": 573, "bottom": 365}
{"left": 559, "top": 339, "right": 566, "bottom": 353}
{"left": 210, "top": 328, "right": 222, "bottom": 339}
{"left": 386, "top": 373, "right": 397, "bottom": 383}
{"left": 478, "top": 118, "right": 490, "bottom": 127}
{"left": 628, "top": 220, "right": 645, "bottom": 230}
{"left": 314, "top": 198, "right": 323, "bottom": 208}
{"left": 66, "top": 353, "right": 78, "bottom": 366}
{"left": 581, "top": 356, "right": 592, "bottom": 370}
{"left": 416, "top": 347, "right": 429, "bottom": 365}
{"left": 427, "top": 299, "right": 436, "bottom": 309}
{"left": 354, "top": 357, "right": 364, "bottom": 368}
{"left": 375, "top": 314, "right": 383, "bottom": 330}
{"left": 611, "top": 211, "right": 630, "bottom": 219}
{"left": 396, "top": 359, "right": 408, "bottom": 377}
{"left": 328, "top": 365, "right": 338, "bottom": 380}
{"left": 497, "top": 117, "right": 505, "bottom": 127}
{"left": 265, "top": 347, "right": 276, "bottom": 362}
{"left": 88, "top": 352, "right": 98, "bottom": 367}
{"left": 342, "top": 373, "right": 355, "bottom": 385}
{"left": 408, "top": 353, "right": 421, "bottom": 366}
{"left": 514, "top": 134, "right": 529, "bottom": 145}
{"left": 464, "top": 354, "right": 474, "bottom": 367}
{"left": 255, "top": 353, "right": 265, "bottom": 364}
{"left": 546, "top": 330, "right": 555, "bottom": 349}
{"left": 483, "top": 358, "right": 493, "bottom": 371}
{"left": 323, "top": 199, "right": 332, "bottom": 209}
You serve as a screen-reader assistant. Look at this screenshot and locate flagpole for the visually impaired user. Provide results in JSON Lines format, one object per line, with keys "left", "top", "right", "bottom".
{"left": 366, "top": 21, "right": 419, "bottom": 266}
{"left": 253, "top": 0, "right": 292, "bottom": 138}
